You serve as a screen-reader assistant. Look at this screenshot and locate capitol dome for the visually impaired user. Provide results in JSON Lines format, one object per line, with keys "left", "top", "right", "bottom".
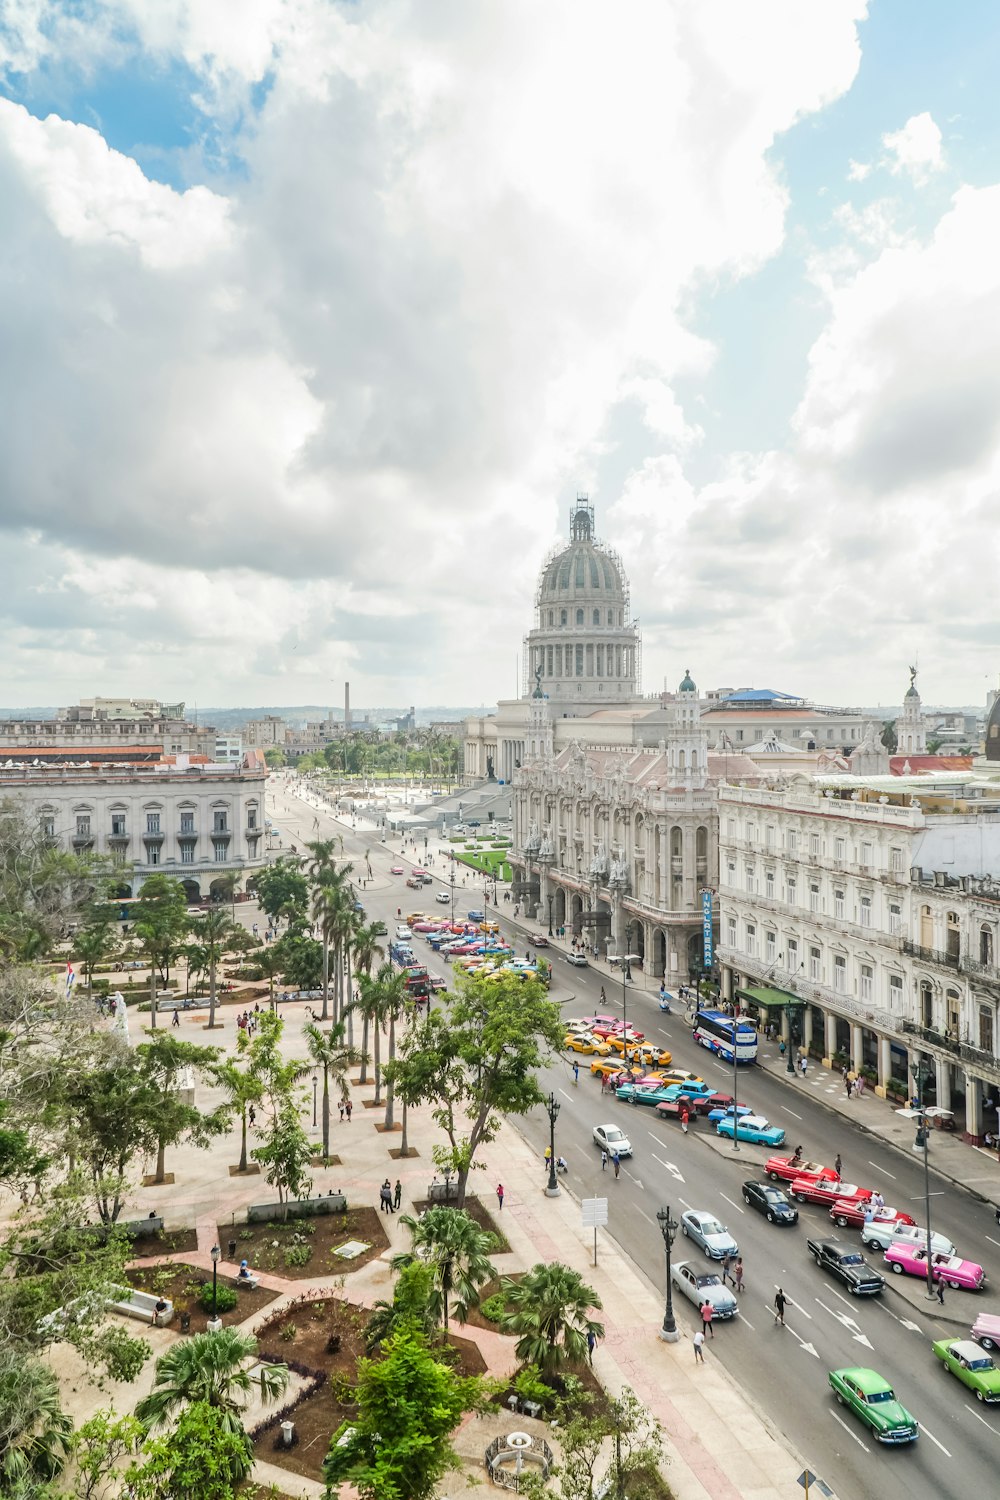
{"left": 525, "top": 498, "right": 640, "bottom": 705}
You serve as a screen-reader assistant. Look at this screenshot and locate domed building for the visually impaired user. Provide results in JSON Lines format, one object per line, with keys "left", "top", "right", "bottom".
{"left": 526, "top": 499, "right": 640, "bottom": 703}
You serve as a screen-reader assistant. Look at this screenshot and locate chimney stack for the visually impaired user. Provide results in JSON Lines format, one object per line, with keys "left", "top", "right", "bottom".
{"left": 344, "top": 681, "right": 351, "bottom": 730}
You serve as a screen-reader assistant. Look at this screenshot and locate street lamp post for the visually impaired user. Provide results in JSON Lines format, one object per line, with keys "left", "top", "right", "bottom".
{"left": 620, "top": 929, "right": 640, "bottom": 1070}
{"left": 208, "top": 1244, "right": 221, "bottom": 1331}
{"left": 312, "top": 1072, "right": 318, "bottom": 1128}
{"left": 656, "top": 1205, "right": 680, "bottom": 1342}
{"left": 910, "top": 1058, "right": 938, "bottom": 1302}
{"left": 546, "top": 893, "right": 554, "bottom": 938}
{"left": 545, "top": 1092, "right": 561, "bottom": 1198}
{"left": 785, "top": 1000, "right": 802, "bottom": 1076}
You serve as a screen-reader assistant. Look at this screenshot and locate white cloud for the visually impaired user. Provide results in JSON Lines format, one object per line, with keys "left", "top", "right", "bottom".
{"left": 882, "top": 111, "right": 944, "bottom": 184}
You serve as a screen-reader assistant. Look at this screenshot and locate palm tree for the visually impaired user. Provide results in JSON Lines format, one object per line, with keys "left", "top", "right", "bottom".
{"left": 378, "top": 968, "right": 411, "bottom": 1130}
{"left": 351, "top": 921, "right": 386, "bottom": 1083}
{"left": 307, "top": 845, "right": 352, "bottom": 1023}
{"left": 500, "top": 1264, "right": 605, "bottom": 1378}
{"left": 135, "top": 1329, "right": 289, "bottom": 1434}
{"left": 255, "top": 947, "right": 284, "bottom": 1006}
{"left": 214, "top": 1036, "right": 265, "bottom": 1172}
{"left": 303, "top": 1020, "right": 362, "bottom": 1160}
{"left": 189, "top": 906, "right": 236, "bottom": 1029}
{"left": 391, "top": 1206, "right": 497, "bottom": 1330}
{"left": 0, "top": 1350, "right": 73, "bottom": 1489}
{"left": 353, "top": 972, "right": 386, "bottom": 1103}
{"left": 73, "top": 924, "right": 116, "bottom": 998}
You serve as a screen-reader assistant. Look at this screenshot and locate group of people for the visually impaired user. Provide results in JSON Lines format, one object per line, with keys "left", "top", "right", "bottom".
{"left": 236, "top": 1007, "right": 261, "bottom": 1035}
{"left": 378, "top": 1178, "right": 403, "bottom": 1213}
{"left": 599, "top": 1149, "right": 622, "bottom": 1177}
{"left": 843, "top": 1065, "right": 868, "bottom": 1099}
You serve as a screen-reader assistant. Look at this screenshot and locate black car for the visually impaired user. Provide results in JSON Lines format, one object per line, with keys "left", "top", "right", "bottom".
{"left": 742, "top": 1180, "right": 798, "bottom": 1225}
{"left": 807, "top": 1238, "right": 885, "bottom": 1296}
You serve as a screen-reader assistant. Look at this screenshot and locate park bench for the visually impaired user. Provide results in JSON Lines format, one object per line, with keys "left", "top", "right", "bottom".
{"left": 106, "top": 1289, "right": 174, "bottom": 1327}
{"left": 427, "top": 1180, "right": 459, "bottom": 1203}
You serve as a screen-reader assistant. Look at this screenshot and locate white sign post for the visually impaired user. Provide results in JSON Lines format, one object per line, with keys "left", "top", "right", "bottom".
{"left": 581, "top": 1197, "right": 609, "bottom": 1265}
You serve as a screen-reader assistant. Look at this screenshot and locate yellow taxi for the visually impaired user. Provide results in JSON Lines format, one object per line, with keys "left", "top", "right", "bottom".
{"left": 590, "top": 1058, "right": 630, "bottom": 1079}
{"left": 564, "top": 1032, "right": 613, "bottom": 1056}
{"left": 478, "top": 921, "right": 501, "bottom": 934}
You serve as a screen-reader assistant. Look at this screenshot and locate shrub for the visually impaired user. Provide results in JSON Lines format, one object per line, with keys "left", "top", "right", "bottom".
{"left": 280, "top": 1323, "right": 297, "bottom": 1342}
{"left": 199, "top": 1283, "right": 239, "bottom": 1314}
{"left": 283, "top": 1243, "right": 312, "bottom": 1268}
{"left": 479, "top": 1293, "right": 508, "bottom": 1324}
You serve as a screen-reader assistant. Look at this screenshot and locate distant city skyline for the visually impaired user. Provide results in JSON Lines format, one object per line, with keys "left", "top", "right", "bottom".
{"left": 2, "top": 3, "right": 1000, "bottom": 707}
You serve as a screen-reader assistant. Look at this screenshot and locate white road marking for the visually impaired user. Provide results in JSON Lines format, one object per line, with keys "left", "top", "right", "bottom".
{"left": 816, "top": 1298, "right": 872, "bottom": 1347}
{"left": 964, "top": 1403, "right": 1000, "bottom": 1436}
{"left": 651, "top": 1153, "right": 685, "bottom": 1182}
{"left": 831, "top": 1411, "right": 869, "bottom": 1451}
{"left": 720, "top": 1193, "right": 744, "bottom": 1215}
{"left": 623, "top": 1169, "right": 645, "bottom": 1190}
{"left": 779, "top": 1106, "right": 803, "bottom": 1120}
{"left": 558, "top": 1088, "right": 572, "bottom": 1101}
{"left": 868, "top": 1162, "right": 896, "bottom": 1179}
{"left": 679, "top": 1197, "right": 693, "bottom": 1212}
{"left": 736, "top": 1311, "right": 754, "bottom": 1330}
{"left": 985, "top": 1235, "right": 1000, "bottom": 1250}
{"left": 917, "top": 1423, "right": 951, "bottom": 1457}
{"left": 636, "top": 1206, "right": 655, "bottom": 1225}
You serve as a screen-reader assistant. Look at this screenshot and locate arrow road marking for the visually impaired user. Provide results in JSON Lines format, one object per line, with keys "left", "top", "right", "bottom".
{"left": 986, "top": 1235, "right": 1000, "bottom": 1250}
{"left": 816, "top": 1298, "right": 871, "bottom": 1345}
{"left": 623, "top": 1169, "right": 645, "bottom": 1190}
{"left": 770, "top": 1314, "right": 819, "bottom": 1358}
{"left": 651, "top": 1153, "right": 685, "bottom": 1182}
{"left": 870, "top": 1300, "right": 923, "bottom": 1334}
{"left": 917, "top": 1423, "right": 951, "bottom": 1457}
{"left": 831, "top": 1412, "right": 869, "bottom": 1451}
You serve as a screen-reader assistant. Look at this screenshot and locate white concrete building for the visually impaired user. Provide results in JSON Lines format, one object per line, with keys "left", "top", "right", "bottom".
{"left": 718, "top": 771, "right": 1000, "bottom": 1141}
{"left": 4, "top": 759, "right": 267, "bottom": 901}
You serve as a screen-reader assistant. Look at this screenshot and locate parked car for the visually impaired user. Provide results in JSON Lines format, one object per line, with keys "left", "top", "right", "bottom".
{"left": 972, "top": 1311, "right": 1000, "bottom": 1350}
{"left": 657, "top": 1081, "right": 719, "bottom": 1103}
{"left": 670, "top": 1262, "right": 738, "bottom": 1319}
{"left": 828, "top": 1367, "right": 918, "bottom": 1445}
{"left": 428, "top": 976, "right": 447, "bottom": 992}
{"left": 789, "top": 1177, "right": 870, "bottom": 1209}
{"left": 807, "top": 1239, "right": 885, "bottom": 1296}
{"left": 861, "top": 1220, "right": 955, "bottom": 1256}
{"left": 592, "top": 1123, "right": 632, "bottom": 1158}
{"left": 765, "top": 1155, "right": 838, "bottom": 1186}
{"left": 531, "top": 935, "right": 550, "bottom": 947}
{"left": 828, "top": 1200, "right": 915, "bottom": 1232}
{"left": 615, "top": 1083, "right": 679, "bottom": 1107}
{"left": 390, "top": 865, "right": 404, "bottom": 874}
{"left": 565, "top": 1033, "right": 613, "bottom": 1056}
{"left": 679, "top": 1210, "right": 738, "bottom": 1260}
{"left": 742, "top": 1181, "right": 798, "bottom": 1225}
{"left": 395, "top": 925, "right": 413, "bottom": 941}
{"left": 885, "top": 1244, "right": 985, "bottom": 1291}
{"left": 717, "top": 1115, "right": 786, "bottom": 1147}
{"left": 707, "top": 1101, "right": 754, "bottom": 1124}
{"left": 932, "top": 1339, "right": 1000, "bottom": 1401}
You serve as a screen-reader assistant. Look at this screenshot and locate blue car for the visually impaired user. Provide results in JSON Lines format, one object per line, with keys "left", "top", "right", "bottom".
{"left": 615, "top": 1083, "right": 676, "bottom": 1107}
{"left": 716, "top": 1114, "right": 786, "bottom": 1146}
{"left": 707, "top": 1102, "right": 754, "bottom": 1124}
{"left": 467, "top": 910, "right": 485, "bottom": 921}
{"left": 657, "top": 1081, "right": 719, "bottom": 1104}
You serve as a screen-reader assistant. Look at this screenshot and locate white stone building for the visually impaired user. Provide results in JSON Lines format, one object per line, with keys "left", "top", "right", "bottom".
{"left": 717, "top": 771, "right": 1000, "bottom": 1141}
{"left": 3, "top": 759, "right": 267, "bottom": 901}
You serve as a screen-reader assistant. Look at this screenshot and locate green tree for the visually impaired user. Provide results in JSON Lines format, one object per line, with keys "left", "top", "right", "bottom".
{"left": 303, "top": 1021, "right": 362, "bottom": 1161}
{"left": 500, "top": 1264, "right": 604, "bottom": 1378}
{"left": 272, "top": 929, "right": 323, "bottom": 989}
{"left": 378, "top": 968, "right": 411, "bottom": 1130}
{"left": 63, "top": 1054, "right": 164, "bottom": 1223}
{"left": 66, "top": 1408, "right": 144, "bottom": 1500}
{"left": 127, "top": 1401, "right": 254, "bottom": 1499}
{"left": 135, "top": 1034, "right": 225, "bottom": 1185}
{"left": 396, "top": 971, "right": 564, "bottom": 1204}
{"left": 254, "top": 947, "right": 284, "bottom": 1005}
{"left": 323, "top": 1326, "right": 482, "bottom": 1500}
{"left": 187, "top": 907, "right": 236, "bottom": 1030}
{"left": 880, "top": 719, "right": 898, "bottom": 752}
{"left": 132, "top": 875, "right": 189, "bottom": 1029}
{"left": 306, "top": 842, "right": 353, "bottom": 1023}
{"left": 536, "top": 1387, "right": 665, "bottom": 1500}
{"left": 252, "top": 1099, "right": 313, "bottom": 1215}
{"left": 365, "top": 1263, "right": 437, "bottom": 1352}
{"left": 264, "top": 746, "right": 286, "bottom": 767}
{"left": 253, "top": 858, "right": 309, "bottom": 929}
{"left": 135, "top": 1329, "right": 288, "bottom": 1434}
{"left": 212, "top": 1035, "right": 265, "bottom": 1174}
{"left": 73, "top": 923, "right": 117, "bottom": 998}
{"left": 0, "top": 1349, "right": 73, "bottom": 1491}
{"left": 390, "top": 1206, "right": 497, "bottom": 1330}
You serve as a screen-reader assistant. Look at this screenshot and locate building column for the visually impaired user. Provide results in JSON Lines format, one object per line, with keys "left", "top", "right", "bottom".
{"left": 935, "top": 1057, "right": 952, "bottom": 1111}
{"left": 824, "top": 1012, "right": 838, "bottom": 1062}
{"left": 877, "top": 1036, "right": 892, "bottom": 1092}
{"left": 721, "top": 965, "right": 733, "bottom": 1003}
{"left": 965, "top": 1072, "right": 984, "bottom": 1144}
{"left": 802, "top": 1007, "right": 814, "bottom": 1053}
{"left": 850, "top": 1023, "right": 864, "bottom": 1074}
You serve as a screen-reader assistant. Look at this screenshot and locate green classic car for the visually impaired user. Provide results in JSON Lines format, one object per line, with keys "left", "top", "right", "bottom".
{"left": 828, "top": 1367, "right": 919, "bottom": 1444}
{"left": 932, "top": 1338, "right": 1000, "bottom": 1402}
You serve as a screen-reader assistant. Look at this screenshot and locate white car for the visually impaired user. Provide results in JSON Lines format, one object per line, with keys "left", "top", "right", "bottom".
{"left": 680, "top": 1209, "right": 739, "bottom": 1261}
{"left": 395, "top": 925, "right": 413, "bottom": 941}
{"left": 861, "top": 1219, "right": 956, "bottom": 1256}
{"left": 593, "top": 1123, "right": 632, "bottom": 1158}
{"left": 566, "top": 954, "right": 589, "bottom": 967}
{"left": 670, "top": 1261, "right": 739, "bottom": 1319}
{"left": 435, "top": 892, "right": 452, "bottom": 904}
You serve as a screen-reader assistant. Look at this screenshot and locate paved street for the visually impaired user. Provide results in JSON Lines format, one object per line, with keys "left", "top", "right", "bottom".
{"left": 270, "top": 777, "right": 1000, "bottom": 1500}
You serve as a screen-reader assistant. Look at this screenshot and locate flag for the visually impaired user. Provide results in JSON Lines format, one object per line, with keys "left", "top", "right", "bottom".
{"left": 65, "top": 962, "right": 75, "bottom": 995}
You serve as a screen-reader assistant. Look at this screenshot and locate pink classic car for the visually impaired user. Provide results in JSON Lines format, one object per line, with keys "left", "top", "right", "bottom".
{"left": 885, "top": 1243, "right": 986, "bottom": 1291}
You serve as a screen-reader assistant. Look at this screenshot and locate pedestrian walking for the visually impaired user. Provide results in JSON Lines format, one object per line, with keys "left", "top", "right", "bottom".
{"left": 844, "top": 1072, "right": 852, "bottom": 1099}
{"left": 700, "top": 1300, "right": 715, "bottom": 1337}
{"left": 393, "top": 1179, "right": 402, "bottom": 1210}
{"left": 680, "top": 1106, "right": 690, "bottom": 1135}
{"left": 722, "top": 1251, "right": 734, "bottom": 1285}
{"left": 171, "top": 1008, "right": 180, "bottom": 1028}
{"left": 732, "top": 1257, "right": 744, "bottom": 1292}
{"left": 573, "top": 1062, "right": 580, "bottom": 1085}
{"left": 612, "top": 1152, "right": 621, "bottom": 1179}
{"left": 936, "top": 1277, "right": 945, "bottom": 1305}
{"left": 345, "top": 1099, "right": 352, "bottom": 1122}
{"left": 601, "top": 1149, "right": 608, "bottom": 1171}
{"left": 693, "top": 1330, "right": 705, "bottom": 1362}
{"left": 496, "top": 1182, "right": 505, "bottom": 1210}
{"left": 338, "top": 1100, "right": 345, "bottom": 1123}
{"left": 587, "top": 1329, "right": 596, "bottom": 1362}
{"left": 834, "top": 1153, "right": 842, "bottom": 1178}
{"left": 773, "top": 1288, "right": 788, "bottom": 1325}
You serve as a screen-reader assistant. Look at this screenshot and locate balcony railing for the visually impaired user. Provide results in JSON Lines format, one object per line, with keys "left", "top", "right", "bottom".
{"left": 900, "top": 1020, "right": 961, "bottom": 1057}
{"left": 902, "top": 940, "right": 959, "bottom": 969}
{"left": 961, "top": 951, "right": 1000, "bottom": 983}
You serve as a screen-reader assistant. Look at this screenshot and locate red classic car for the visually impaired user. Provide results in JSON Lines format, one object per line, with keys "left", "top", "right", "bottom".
{"left": 765, "top": 1155, "right": 839, "bottom": 1186}
{"left": 790, "top": 1177, "right": 872, "bottom": 1208}
{"left": 828, "top": 1199, "right": 915, "bottom": 1231}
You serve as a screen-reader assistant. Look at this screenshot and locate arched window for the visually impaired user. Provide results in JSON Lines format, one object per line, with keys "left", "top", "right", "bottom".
{"left": 560, "top": 609, "right": 567, "bottom": 626}
{"left": 548, "top": 610, "right": 554, "bottom": 626}
{"left": 981, "top": 925, "right": 994, "bottom": 967}
{"left": 593, "top": 608, "right": 600, "bottom": 625}
{"left": 576, "top": 608, "right": 584, "bottom": 625}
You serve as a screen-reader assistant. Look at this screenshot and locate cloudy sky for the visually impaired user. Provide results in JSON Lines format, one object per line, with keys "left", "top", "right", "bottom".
{"left": 2, "top": 1, "right": 998, "bottom": 714}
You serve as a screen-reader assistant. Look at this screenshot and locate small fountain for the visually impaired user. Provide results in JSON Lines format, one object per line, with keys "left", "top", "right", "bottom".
{"left": 485, "top": 1429, "right": 553, "bottom": 1490}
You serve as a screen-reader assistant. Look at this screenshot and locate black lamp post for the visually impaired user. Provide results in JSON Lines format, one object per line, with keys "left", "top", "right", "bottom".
{"left": 785, "top": 1000, "right": 802, "bottom": 1076}
{"left": 547, "top": 893, "right": 554, "bottom": 938}
{"left": 209, "top": 1243, "right": 221, "bottom": 1330}
{"left": 620, "top": 926, "right": 640, "bottom": 1069}
{"left": 312, "top": 1072, "right": 318, "bottom": 1128}
{"left": 656, "top": 1205, "right": 680, "bottom": 1343}
{"left": 910, "top": 1058, "right": 937, "bottom": 1302}
{"left": 545, "top": 1092, "right": 561, "bottom": 1197}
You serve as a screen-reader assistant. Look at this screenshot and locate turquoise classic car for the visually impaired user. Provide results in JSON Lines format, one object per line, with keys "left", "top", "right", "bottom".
{"left": 716, "top": 1114, "right": 786, "bottom": 1147}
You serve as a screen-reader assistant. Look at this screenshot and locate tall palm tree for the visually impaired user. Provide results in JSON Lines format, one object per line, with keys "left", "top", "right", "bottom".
{"left": 255, "top": 947, "right": 284, "bottom": 1006}
{"left": 351, "top": 921, "right": 386, "bottom": 1083}
{"left": 189, "top": 906, "right": 236, "bottom": 1029}
{"left": 391, "top": 1206, "right": 497, "bottom": 1331}
{"left": 303, "top": 1020, "right": 362, "bottom": 1160}
{"left": 135, "top": 1329, "right": 289, "bottom": 1434}
{"left": 353, "top": 972, "right": 387, "bottom": 1104}
{"left": 378, "top": 968, "right": 411, "bottom": 1130}
{"left": 500, "top": 1264, "right": 605, "bottom": 1377}
{"left": 307, "top": 845, "right": 352, "bottom": 1023}
{"left": 213, "top": 1036, "right": 265, "bottom": 1172}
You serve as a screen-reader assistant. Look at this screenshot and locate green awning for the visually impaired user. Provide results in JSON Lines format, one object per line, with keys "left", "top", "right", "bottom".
{"left": 736, "top": 985, "right": 802, "bottom": 1010}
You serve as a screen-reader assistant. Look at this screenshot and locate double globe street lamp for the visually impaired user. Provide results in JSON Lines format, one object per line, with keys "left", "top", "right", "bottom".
{"left": 656, "top": 1206, "right": 680, "bottom": 1343}
{"left": 545, "top": 1092, "right": 561, "bottom": 1198}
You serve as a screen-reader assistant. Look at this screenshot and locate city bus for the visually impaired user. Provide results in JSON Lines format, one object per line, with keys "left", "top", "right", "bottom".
{"left": 692, "top": 1009, "right": 758, "bottom": 1064}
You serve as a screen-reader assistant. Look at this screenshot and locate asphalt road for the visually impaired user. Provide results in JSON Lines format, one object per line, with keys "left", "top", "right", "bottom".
{"left": 269, "top": 780, "right": 1000, "bottom": 1500}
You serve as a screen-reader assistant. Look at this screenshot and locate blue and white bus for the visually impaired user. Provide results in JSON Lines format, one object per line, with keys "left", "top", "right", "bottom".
{"left": 692, "top": 1009, "right": 758, "bottom": 1064}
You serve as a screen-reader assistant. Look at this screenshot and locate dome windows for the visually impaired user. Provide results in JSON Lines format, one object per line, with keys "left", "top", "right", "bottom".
{"left": 576, "top": 608, "right": 584, "bottom": 625}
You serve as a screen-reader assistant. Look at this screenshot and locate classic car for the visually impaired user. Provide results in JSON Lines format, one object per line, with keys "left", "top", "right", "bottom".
{"left": 390, "top": 865, "right": 405, "bottom": 874}
{"left": 716, "top": 1115, "right": 786, "bottom": 1147}
{"left": 932, "top": 1338, "right": 1000, "bottom": 1401}
{"left": 807, "top": 1239, "right": 885, "bottom": 1295}
{"left": 885, "top": 1244, "right": 985, "bottom": 1291}
{"left": 741, "top": 1181, "right": 798, "bottom": 1225}
{"left": 861, "top": 1220, "right": 955, "bottom": 1256}
{"left": 765, "top": 1155, "right": 838, "bottom": 1186}
{"left": 564, "top": 1033, "right": 613, "bottom": 1056}
{"left": 706, "top": 1101, "right": 754, "bottom": 1124}
{"left": 592, "top": 1123, "right": 633, "bottom": 1158}
{"left": 615, "top": 1082, "right": 678, "bottom": 1107}
{"left": 828, "top": 1368, "right": 918, "bottom": 1444}
{"left": 789, "top": 1177, "right": 870, "bottom": 1209}
{"left": 828, "top": 1200, "right": 915, "bottom": 1231}
{"left": 670, "top": 1261, "right": 739, "bottom": 1319}
{"left": 656, "top": 1081, "right": 719, "bottom": 1103}
{"left": 592, "top": 1022, "right": 645, "bottom": 1043}
{"left": 679, "top": 1210, "right": 738, "bottom": 1260}
{"left": 972, "top": 1311, "right": 1000, "bottom": 1350}
{"left": 435, "top": 891, "right": 452, "bottom": 904}
{"left": 566, "top": 953, "right": 589, "bottom": 967}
